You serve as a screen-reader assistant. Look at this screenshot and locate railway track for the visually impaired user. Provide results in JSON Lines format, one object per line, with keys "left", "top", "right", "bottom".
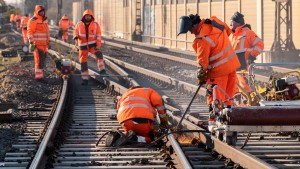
{"left": 2, "top": 29, "right": 300, "bottom": 168}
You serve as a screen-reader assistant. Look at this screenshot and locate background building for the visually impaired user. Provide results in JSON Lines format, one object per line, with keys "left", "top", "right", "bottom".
{"left": 71, "top": 0, "right": 300, "bottom": 63}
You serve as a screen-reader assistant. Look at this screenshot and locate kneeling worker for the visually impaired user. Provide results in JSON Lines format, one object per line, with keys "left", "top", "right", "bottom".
{"left": 107, "top": 86, "right": 168, "bottom": 147}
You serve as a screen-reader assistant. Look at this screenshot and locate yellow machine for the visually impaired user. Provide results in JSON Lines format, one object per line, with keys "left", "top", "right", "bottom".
{"left": 236, "top": 70, "right": 300, "bottom": 106}
{"left": 53, "top": 39, "right": 76, "bottom": 79}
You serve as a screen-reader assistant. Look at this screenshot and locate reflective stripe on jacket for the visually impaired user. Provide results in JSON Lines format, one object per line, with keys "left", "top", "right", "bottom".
{"left": 230, "top": 24, "right": 264, "bottom": 59}
{"left": 27, "top": 5, "right": 50, "bottom": 45}
{"left": 117, "top": 87, "right": 166, "bottom": 124}
{"left": 192, "top": 16, "right": 240, "bottom": 78}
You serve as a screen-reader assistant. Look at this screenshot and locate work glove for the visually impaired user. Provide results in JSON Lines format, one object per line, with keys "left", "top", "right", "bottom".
{"left": 29, "top": 42, "right": 35, "bottom": 52}
{"left": 247, "top": 55, "right": 256, "bottom": 65}
{"left": 159, "top": 115, "right": 169, "bottom": 131}
{"left": 73, "top": 36, "right": 78, "bottom": 41}
{"left": 197, "top": 66, "right": 207, "bottom": 85}
{"left": 94, "top": 46, "right": 101, "bottom": 51}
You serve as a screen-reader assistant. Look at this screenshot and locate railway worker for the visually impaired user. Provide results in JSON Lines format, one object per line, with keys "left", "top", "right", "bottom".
{"left": 106, "top": 86, "right": 168, "bottom": 147}
{"left": 27, "top": 5, "right": 50, "bottom": 80}
{"left": 20, "top": 14, "right": 30, "bottom": 45}
{"left": 58, "top": 15, "right": 73, "bottom": 42}
{"left": 14, "top": 14, "right": 22, "bottom": 29}
{"left": 177, "top": 14, "right": 240, "bottom": 119}
{"left": 229, "top": 12, "right": 264, "bottom": 95}
{"left": 73, "top": 9, "right": 106, "bottom": 85}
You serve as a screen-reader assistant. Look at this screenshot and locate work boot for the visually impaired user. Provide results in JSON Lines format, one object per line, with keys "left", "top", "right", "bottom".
{"left": 105, "top": 131, "right": 121, "bottom": 147}
{"left": 113, "top": 130, "right": 137, "bottom": 146}
{"left": 81, "top": 79, "right": 88, "bottom": 85}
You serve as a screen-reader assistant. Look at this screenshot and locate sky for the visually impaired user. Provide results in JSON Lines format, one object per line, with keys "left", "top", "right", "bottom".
{"left": 4, "top": 0, "right": 22, "bottom": 5}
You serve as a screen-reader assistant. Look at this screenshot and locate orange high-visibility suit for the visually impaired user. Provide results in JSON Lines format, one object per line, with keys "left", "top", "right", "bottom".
{"left": 73, "top": 9, "right": 105, "bottom": 80}
{"left": 20, "top": 15, "right": 30, "bottom": 44}
{"left": 27, "top": 5, "right": 50, "bottom": 80}
{"left": 230, "top": 24, "right": 264, "bottom": 93}
{"left": 117, "top": 87, "right": 167, "bottom": 143}
{"left": 193, "top": 16, "right": 240, "bottom": 106}
{"left": 58, "top": 15, "right": 73, "bottom": 42}
{"left": 14, "top": 15, "right": 22, "bottom": 29}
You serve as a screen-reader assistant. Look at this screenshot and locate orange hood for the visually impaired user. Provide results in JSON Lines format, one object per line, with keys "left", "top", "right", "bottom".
{"left": 61, "top": 15, "right": 68, "bottom": 20}
{"left": 34, "top": 5, "right": 46, "bottom": 20}
{"left": 81, "top": 9, "right": 94, "bottom": 22}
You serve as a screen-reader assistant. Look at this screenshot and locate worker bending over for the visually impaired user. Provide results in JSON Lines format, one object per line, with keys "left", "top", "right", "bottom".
{"left": 106, "top": 86, "right": 168, "bottom": 147}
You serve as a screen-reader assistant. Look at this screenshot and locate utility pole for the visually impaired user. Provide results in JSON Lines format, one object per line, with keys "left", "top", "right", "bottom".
{"left": 269, "top": 0, "right": 299, "bottom": 63}
{"left": 271, "top": 0, "right": 295, "bottom": 52}
{"left": 84, "top": 0, "right": 88, "bottom": 10}
{"left": 57, "top": 0, "right": 62, "bottom": 25}
{"left": 44, "top": 0, "right": 48, "bottom": 11}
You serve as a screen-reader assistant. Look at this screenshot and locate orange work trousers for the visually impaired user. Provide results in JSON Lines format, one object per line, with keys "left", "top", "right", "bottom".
{"left": 34, "top": 45, "right": 47, "bottom": 69}
{"left": 121, "top": 118, "right": 154, "bottom": 143}
{"left": 61, "top": 30, "right": 68, "bottom": 42}
{"left": 207, "top": 71, "right": 237, "bottom": 106}
{"left": 79, "top": 47, "right": 105, "bottom": 79}
{"left": 33, "top": 45, "right": 47, "bottom": 79}
{"left": 22, "top": 29, "right": 28, "bottom": 44}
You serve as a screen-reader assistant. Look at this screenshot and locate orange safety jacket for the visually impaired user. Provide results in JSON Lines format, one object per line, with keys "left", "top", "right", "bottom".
{"left": 73, "top": 10, "right": 101, "bottom": 50}
{"left": 117, "top": 87, "right": 166, "bottom": 124}
{"left": 230, "top": 24, "right": 264, "bottom": 62}
{"left": 14, "top": 15, "right": 22, "bottom": 22}
{"left": 20, "top": 16, "right": 29, "bottom": 29}
{"left": 193, "top": 16, "right": 240, "bottom": 78}
{"left": 27, "top": 5, "right": 50, "bottom": 46}
{"left": 59, "top": 20, "right": 70, "bottom": 30}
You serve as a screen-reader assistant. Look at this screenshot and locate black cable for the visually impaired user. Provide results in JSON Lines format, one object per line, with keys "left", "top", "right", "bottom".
{"left": 240, "top": 132, "right": 251, "bottom": 149}
{"left": 95, "top": 129, "right": 206, "bottom": 148}
{"left": 95, "top": 131, "right": 110, "bottom": 147}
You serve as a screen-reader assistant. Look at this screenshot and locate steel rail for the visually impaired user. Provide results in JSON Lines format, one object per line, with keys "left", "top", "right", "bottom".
{"left": 168, "top": 132, "right": 193, "bottom": 169}
{"left": 103, "top": 55, "right": 278, "bottom": 168}
{"left": 46, "top": 37, "right": 194, "bottom": 168}
{"left": 104, "top": 55, "right": 207, "bottom": 96}
{"left": 28, "top": 50, "right": 69, "bottom": 169}
{"left": 49, "top": 29, "right": 300, "bottom": 167}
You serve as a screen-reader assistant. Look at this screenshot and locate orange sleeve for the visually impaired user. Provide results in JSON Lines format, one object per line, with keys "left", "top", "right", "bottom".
{"left": 149, "top": 88, "right": 165, "bottom": 115}
{"left": 96, "top": 22, "right": 102, "bottom": 48}
{"left": 193, "top": 39, "right": 211, "bottom": 71}
{"left": 27, "top": 19, "right": 36, "bottom": 43}
{"left": 247, "top": 31, "right": 264, "bottom": 58}
{"left": 58, "top": 20, "right": 62, "bottom": 28}
{"left": 73, "top": 23, "right": 79, "bottom": 38}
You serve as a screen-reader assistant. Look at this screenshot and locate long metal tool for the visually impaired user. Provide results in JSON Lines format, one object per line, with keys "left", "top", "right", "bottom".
{"left": 176, "top": 84, "right": 202, "bottom": 128}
